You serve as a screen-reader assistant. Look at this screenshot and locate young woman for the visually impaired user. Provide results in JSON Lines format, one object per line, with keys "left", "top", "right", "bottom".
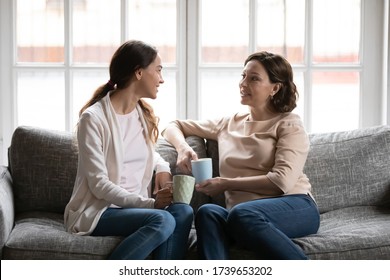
{"left": 64, "top": 40, "right": 193, "bottom": 260}
{"left": 162, "top": 51, "right": 320, "bottom": 260}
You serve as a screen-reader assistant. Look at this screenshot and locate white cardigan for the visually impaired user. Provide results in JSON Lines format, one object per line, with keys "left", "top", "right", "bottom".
{"left": 64, "top": 94, "right": 170, "bottom": 235}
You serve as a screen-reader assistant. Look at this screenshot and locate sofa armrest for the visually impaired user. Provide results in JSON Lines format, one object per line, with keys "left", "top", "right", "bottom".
{"left": 0, "top": 166, "right": 14, "bottom": 258}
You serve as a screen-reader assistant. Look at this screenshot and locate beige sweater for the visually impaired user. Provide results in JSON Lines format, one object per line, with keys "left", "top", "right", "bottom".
{"left": 170, "top": 112, "right": 312, "bottom": 209}
{"left": 64, "top": 94, "right": 170, "bottom": 235}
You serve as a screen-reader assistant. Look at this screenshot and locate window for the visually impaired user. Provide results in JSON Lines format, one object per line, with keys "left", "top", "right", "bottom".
{"left": 0, "top": 0, "right": 388, "bottom": 165}
{"left": 196, "top": 0, "right": 364, "bottom": 133}
{"left": 14, "top": 0, "right": 178, "bottom": 132}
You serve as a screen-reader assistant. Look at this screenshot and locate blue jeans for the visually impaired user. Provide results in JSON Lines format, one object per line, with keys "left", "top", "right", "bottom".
{"left": 91, "top": 203, "right": 193, "bottom": 260}
{"left": 195, "top": 194, "right": 320, "bottom": 260}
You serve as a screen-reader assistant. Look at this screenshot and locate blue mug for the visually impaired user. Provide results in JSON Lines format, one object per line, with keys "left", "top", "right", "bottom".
{"left": 191, "top": 158, "right": 212, "bottom": 184}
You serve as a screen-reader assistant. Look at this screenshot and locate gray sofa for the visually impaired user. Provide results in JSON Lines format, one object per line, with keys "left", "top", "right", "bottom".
{"left": 1, "top": 125, "right": 390, "bottom": 259}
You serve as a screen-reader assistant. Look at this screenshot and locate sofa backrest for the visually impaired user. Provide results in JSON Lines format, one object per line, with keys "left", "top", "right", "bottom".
{"left": 8, "top": 125, "right": 390, "bottom": 216}
{"left": 304, "top": 125, "right": 390, "bottom": 213}
{"left": 153, "top": 125, "right": 390, "bottom": 214}
{"left": 205, "top": 125, "right": 390, "bottom": 213}
{"left": 8, "top": 126, "right": 77, "bottom": 214}
{"left": 8, "top": 126, "right": 209, "bottom": 215}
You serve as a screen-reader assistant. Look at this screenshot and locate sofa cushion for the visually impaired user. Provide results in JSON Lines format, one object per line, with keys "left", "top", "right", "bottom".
{"left": 156, "top": 136, "right": 208, "bottom": 175}
{"left": 293, "top": 206, "right": 390, "bottom": 259}
{"left": 3, "top": 211, "right": 122, "bottom": 259}
{"left": 304, "top": 125, "right": 390, "bottom": 213}
{"left": 8, "top": 126, "right": 78, "bottom": 214}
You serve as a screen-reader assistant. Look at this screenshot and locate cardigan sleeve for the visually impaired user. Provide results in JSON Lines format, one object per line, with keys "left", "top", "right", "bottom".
{"left": 154, "top": 151, "right": 171, "bottom": 173}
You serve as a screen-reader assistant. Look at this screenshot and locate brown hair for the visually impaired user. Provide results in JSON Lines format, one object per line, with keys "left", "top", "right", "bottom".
{"left": 79, "top": 40, "right": 160, "bottom": 143}
{"left": 245, "top": 51, "right": 298, "bottom": 113}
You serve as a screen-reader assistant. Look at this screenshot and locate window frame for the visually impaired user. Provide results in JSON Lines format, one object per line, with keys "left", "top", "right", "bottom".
{"left": 189, "top": 0, "right": 388, "bottom": 131}
{"left": 0, "top": 0, "right": 389, "bottom": 165}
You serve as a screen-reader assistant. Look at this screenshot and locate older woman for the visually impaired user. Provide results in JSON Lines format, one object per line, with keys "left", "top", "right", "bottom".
{"left": 162, "top": 51, "right": 320, "bottom": 260}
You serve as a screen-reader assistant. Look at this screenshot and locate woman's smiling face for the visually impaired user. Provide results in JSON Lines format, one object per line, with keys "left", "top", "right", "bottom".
{"left": 137, "top": 54, "right": 164, "bottom": 100}
{"left": 239, "top": 60, "right": 277, "bottom": 108}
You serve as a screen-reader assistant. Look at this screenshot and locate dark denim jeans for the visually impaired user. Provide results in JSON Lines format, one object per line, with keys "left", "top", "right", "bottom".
{"left": 91, "top": 203, "right": 193, "bottom": 260}
{"left": 195, "top": 194, "right": 320, "bottom": 260}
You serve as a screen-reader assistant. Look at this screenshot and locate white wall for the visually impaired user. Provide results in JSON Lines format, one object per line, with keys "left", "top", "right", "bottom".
{"left": 0, "top": 0, "right": 13, "bottom": 165}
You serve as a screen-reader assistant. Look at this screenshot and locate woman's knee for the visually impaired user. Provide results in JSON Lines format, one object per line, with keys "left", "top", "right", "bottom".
{"left": 195, "top": 203, "right": 227, "bottom": 226}
{"left": 148, "top": 210, "right": 176, "bottom": 237}
{"left": 168, "top": 203, "right": 194, "bottom": 225}
{"left": 227, "top": 202, "right": 266, "bottom": 228}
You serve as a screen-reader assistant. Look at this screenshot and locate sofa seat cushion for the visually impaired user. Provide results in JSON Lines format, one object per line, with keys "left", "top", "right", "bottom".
{"left": 3, "top": 212, "right": 122, "bottom": 259}
{"left": 293, "top": 206, "right": 390, "bottom": 259}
